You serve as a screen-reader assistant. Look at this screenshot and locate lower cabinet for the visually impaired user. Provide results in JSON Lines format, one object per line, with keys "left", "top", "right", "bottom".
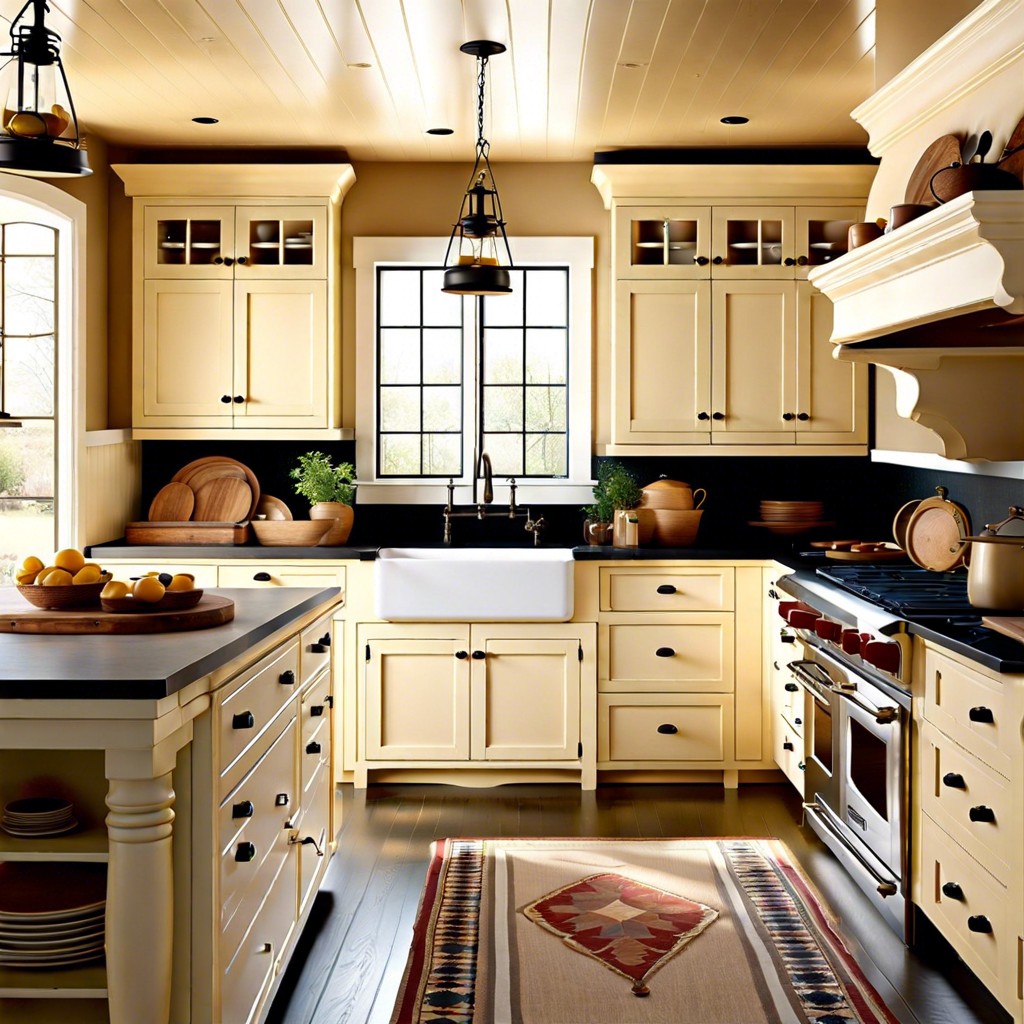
{"left": 764, "top": 567, "right": 805, "bottom": 795}
{"left": 356, "top": 622, "right": 596, "bottom": 788}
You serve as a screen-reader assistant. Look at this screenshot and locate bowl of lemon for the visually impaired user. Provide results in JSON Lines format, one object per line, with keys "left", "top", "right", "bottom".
{"left": 15, "top": 549, "right": 112, "bottom": 610}
{"left": 100, "top": 572, "right": 202, "bottom": 613}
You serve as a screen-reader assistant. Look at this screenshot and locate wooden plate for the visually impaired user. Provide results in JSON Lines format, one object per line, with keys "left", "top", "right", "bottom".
{"left": 147, "top": 481, "right": 195, "bottom": 522}
{"left": 170, "top": 456, "right": 260, "bottom": 520}
{"left": 810, "top": 539, "right": 862, "bottom": 549}
{"left": 892, "top": 499, "right": 923, "bottom": 550}
{"left": 192, "top": 476, "right": 252, "bottom": 523}
{"left": 747, "top": 520, "right": 835, "bottom": 536}
{"left": 998, "top": 112, "right": 1024, "bottom": 185}
{"left": 100, "top": 589, "right": 203, "bottom": 614}
{"left": 825, "top": 545, "right": 908, "bottom": 562}
{"left": 256, "top": 494, "right": 293, "bottom": 521}
{"left": 904, "top": 134, "right": 962, "bottom": 204}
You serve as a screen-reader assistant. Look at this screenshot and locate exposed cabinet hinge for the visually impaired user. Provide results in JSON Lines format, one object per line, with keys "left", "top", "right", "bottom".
{"left": 578, "top": 643, "right": 583, "bottom": 662}
{"left": 577, "top": 741, "right": 583, "bottom": 758}
{"left": 365, "top": 643, "right": 370, "bottom": 662}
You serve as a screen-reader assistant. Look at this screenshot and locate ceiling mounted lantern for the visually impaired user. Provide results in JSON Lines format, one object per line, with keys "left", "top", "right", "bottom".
{"left": 442, "top": 40, "right": 512, "bottom": 296}
{"left": 0, "top": 0, "right": 90, "bottom": 178}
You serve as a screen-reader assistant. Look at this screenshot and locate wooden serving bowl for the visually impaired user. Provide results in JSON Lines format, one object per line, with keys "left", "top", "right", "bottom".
{"left": 101, "top": 589, "right": 204, "bottom": 614}
{"left": 251, "top": 520, "right": 332, "bottom": 546}
{"left": 17, "top": 577, "right": 112, "bottom": 610}
{"left": 651, "top": 509, "right": 703, "bottom": 547}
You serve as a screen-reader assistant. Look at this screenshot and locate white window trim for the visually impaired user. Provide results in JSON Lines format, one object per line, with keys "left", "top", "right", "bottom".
{"left": 354, "top": 236, "right": 594, "bottom": 505}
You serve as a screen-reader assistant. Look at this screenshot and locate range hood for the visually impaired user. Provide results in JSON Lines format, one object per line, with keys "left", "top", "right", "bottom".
{"left": 808, "top": 0, "right": 1024, "bottom": 460}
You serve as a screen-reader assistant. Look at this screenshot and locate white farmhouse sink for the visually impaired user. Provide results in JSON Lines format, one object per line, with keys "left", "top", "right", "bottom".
{"left": 374, "top": 547, "right": 574, "bottom": 621}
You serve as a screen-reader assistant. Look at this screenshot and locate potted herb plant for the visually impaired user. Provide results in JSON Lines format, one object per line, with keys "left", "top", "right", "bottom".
{"left": 583, "top": 461, "right": 651, "bottom": 546}
{"left": 290, "top": 452, "right": 357, "bottom": 545}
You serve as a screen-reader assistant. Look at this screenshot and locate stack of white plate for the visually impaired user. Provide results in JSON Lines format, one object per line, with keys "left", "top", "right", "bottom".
{"left": 2, "top": 797, "right": 77, "bottom": 838}
{"left": 749, "top": 500, "right": 832, "bottom": 536}
{"left": 0, "top": 862, "right": 106, "bottom": 968}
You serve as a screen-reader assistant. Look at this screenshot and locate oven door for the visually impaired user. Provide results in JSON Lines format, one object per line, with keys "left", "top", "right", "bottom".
{"left": 786, "top": 655, "right": 839, "bottom": 813}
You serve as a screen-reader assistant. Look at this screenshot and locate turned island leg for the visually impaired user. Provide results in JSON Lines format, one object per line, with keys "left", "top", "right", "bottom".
{"left": 105, "top": 773, "right": 176, "bottom": 1024}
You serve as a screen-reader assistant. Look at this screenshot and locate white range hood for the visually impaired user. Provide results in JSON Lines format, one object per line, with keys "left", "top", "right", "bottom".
{"left": 808, "top": 0, "right": 1024, "bottom": 460}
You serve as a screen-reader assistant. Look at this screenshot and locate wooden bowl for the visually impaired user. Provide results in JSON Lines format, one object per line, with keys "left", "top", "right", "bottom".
{"left": 17, "top": 577, "right": 111, "bottom": 610}
{"left": 100, "top": 589, "right": 203, "bottom": 614}
{"left": 651, "top": 509, "right": 703, "bottom": 547}
{"left": 251, "top": 520, "right": 332, "bottom": 546}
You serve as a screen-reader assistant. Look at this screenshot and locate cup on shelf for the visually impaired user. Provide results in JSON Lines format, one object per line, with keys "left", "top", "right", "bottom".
{"left": 848, "top": 222, "right": 883, "bottom": 249}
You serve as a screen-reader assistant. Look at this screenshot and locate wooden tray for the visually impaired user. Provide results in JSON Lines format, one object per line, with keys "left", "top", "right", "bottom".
{"left": 125, "top": 522, "right": 250, "bottom": 545}
{"left": 0, "top": 594, "right": 234, "bottom": 634}
{"left": 982, "top": 616, "right": 1024, "bottom": 644}
{"left": 825, "top": 545, "right": 908, "bottom": 562}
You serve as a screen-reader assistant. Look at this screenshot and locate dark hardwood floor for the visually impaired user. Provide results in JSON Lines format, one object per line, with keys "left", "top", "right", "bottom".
{"left": 266, "top": 782, "right": 1011, "bottom": 1024}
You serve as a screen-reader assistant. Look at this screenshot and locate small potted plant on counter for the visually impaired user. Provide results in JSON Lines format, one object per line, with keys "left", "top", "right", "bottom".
{"left": 583, "top": 461, "right": 651, "bottom": 546}
{"left": 290, "top": 451, "right": 357, "bottom": 545}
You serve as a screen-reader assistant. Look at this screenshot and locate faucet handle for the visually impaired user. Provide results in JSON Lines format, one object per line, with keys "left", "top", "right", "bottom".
{"left": 507, "top": 477, "right": 517, "bottom": 515}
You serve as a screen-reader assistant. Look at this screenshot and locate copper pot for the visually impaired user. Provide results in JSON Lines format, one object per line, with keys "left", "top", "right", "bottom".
{"left": 965, "top": 507, "right": 1024, "bottom": 611}
{"left": 641, "top": 477, "right": 707, "bottom": 511}
{"left": 929, "top": 162, "right": 1023, "bottom": 203}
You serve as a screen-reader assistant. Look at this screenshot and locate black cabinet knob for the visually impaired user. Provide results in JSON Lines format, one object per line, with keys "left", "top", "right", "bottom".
{"left": 232, "top": 800, "right": 255, "bottom": 819}
{"left": 455, "top": 650, "right": 468, "bottom": 660}
{"left": 656, "top": 584, "right": 677, "bottom": 595}
{"left": 318, "top": 632, "right": 331, "bottom": 647}
{"left": 224, "top": 257, "right": 234, "bottom": 266}
{"left": 782, "top": 412, "right": 795, "bottom": 421}
{"left": 942, "top": 772, "right": 966, "bottom": 789}
{"left": 220, "top": 394, "right": 232, "bottom": 403}
{"left": 253, "top": 572, "right": 271, "bottom": 582}
{"left": 796, "top": 255, "right": 809, "bottom": 266}
{"left": 784, "top": 257, "right": 796, "bottom": 266}
{"left": 696, "top": 411, "right": 710, "bottom": 421}
{"left": 232, "top": 711, "right": 255, "bottom": 730}
{"left": 967, "top": 915, "right": 992, "bottom": 934}
{"left": 236, "top": 255, "right": 248, "bottom": 265}
{"left": 310, "top": 643, "right": 326, "bottom": 654}
{"left": 798, "top": 761, "right": 806, "bottom": 771}
{"left": 941, "top": 881, "right": 964, "bottom": 900}
{"left": 794, "top": 717, "right": 802, "bottom": 726}
{"left": 655, "top": 647, "right": 675, "bottom": 658}
{"left": 306, "top": 741, "right": 322, "bottom": 755}
{"left": 471, "top": 650, "right": 486, "bottom": 660}
{"left": 783, "top": 741, "right": 794, "bottom": 751}
{"left": 275, "top": 793, "right": 289, "bottom": 806}
{"left": 279, "top": 669, "right": 295, "bottom": 685}
{"left": 213, "top": 256, "right": 224, "bottom": 265}
{"left": 968, "top": 706, "right": 994, "bottom": 723}
{"left": 693, "top": 255, "right": 709, "bottom": 265}
{"left": 712, "top": 256, "right": 724, "bottom": 265}
{"left": 233, "top": 395, "right": 244, "bottom": 403}
{"left": 969, "top": 805, "right": 995, "bottom": 823}
{"left": 797, "top": 412, "right": 810, "bottom": 421}
{"left": 656, "top": 723, "right": 678, "bottom": 735}
{"left": 235, "top": 841, "right": 256, "bottom": 862}
{"left": 310, "top": 704, "right": 325, "bottom": 717}
{"left": 711, "top": 411, "right": 725, "bottom": 420}
{"left": 784, "top": 682, "right": 799, "bottom": 692}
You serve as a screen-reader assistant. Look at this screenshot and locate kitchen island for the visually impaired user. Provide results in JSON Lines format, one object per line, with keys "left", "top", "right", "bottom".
{"left": 0, "top": 586, "right": 343, "bottom": 1024}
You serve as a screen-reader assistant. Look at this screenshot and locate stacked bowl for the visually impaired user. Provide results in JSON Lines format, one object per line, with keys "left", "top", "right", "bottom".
{"left": 640, "top": 478, "right": 706, "bottom": 546}
{"left": 751, "top": 500, "right": 828, "bottom": 536}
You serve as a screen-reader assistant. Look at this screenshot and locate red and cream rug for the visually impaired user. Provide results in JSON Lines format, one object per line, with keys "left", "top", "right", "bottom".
{"left": 390, "top": 837, "right": 900, "bottom": 1023}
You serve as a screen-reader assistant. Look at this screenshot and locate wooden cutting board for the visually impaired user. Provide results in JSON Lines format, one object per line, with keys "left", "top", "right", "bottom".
{"left": 982, "top": 616, "right": 1024, "bottom": 644}
{"left": 148, "top": 481, "right": 195, "bottom": 521}
{"left": 0, "top": 594, "right": 234, "bottom": 634}
{"left": 998, "top": 112, "right": 1024, "bottom": 185}
{"left": 904, "top": 134, "right": 962, "bottom": 204}
{"left": 192, "top": 476, "right": 252, "bottom": 522}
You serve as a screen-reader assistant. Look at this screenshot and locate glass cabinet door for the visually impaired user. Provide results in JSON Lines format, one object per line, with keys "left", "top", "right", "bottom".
{"left": 795, "top": 206, "right": 862, "bottom": 277}
{"left": 143, "top": 206, "right": 234, "bottom": 278}
{"left": 235, "top": 206, "right": 328, "bottom": 279}
{"left": 614, "top": 206, "right": 711, "bottom": 278}
{"left": 710, "top": 207, "right": 794, "bottom": 278}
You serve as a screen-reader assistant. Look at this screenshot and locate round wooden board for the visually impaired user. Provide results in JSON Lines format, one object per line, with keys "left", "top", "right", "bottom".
{"left": 825, "top": 546, "right": 908, "bottom": 561}
{"left": 904, "top": 134, "right": 962, "bottom": 204}
{"left": 904, "top": 501, "right": 970, "bottom": 571}
{"left": 170, "top": 456, "right": 260, "bottom": 520}
{"left": 0, "top": 594, "right": 234, "bottom": 634}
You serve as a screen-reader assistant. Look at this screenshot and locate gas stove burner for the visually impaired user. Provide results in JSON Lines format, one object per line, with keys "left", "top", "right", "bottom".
{"left": 815, "top": 563, "right": 975, "bottom": 616}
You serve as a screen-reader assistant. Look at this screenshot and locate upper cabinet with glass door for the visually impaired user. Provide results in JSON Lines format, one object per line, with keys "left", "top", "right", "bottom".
{"left": 615, "top": 206, "right": 711, "bottom": 279}
{"left": 143, "top": 204, "right": 328, "bottom": 280}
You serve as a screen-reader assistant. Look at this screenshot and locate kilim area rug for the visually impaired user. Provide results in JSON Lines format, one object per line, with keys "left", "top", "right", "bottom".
{"left": 390, "top": 837, "right": 900, "bottom": 1024}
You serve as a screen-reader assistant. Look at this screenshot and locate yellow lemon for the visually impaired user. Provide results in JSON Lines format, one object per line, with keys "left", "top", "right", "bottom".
{"left": 73, "top": 564, "right": 103, "bottom": 585}
{"left": 34, "top": 566, "right": 57, "bottom": 585}
{"left": 53, "top": 548, "right": 85, "bottom": 574}
{"left": 15, "top": 568, "right": 38, "bottom": 585}
{"left": 101, "top": 580, "right": 130, "bottom": 600}
{"left": 21, "top": 555, "right": 43, "bottom": 574}
{"left": 6, "top": 111, "right": 46, "bottom": 137}
{"left": 133, "top": 576, "right": 166, "bottom": 603}
{"left": 166, "top": 574, "right": 195, "bottom": 592}
{"left": 41, "top": 568, "right": 73, "bottom": 586}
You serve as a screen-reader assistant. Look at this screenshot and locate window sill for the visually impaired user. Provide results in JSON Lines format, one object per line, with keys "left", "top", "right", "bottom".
{"left": 355, "top": 481, "right": 595, "bottom": 506}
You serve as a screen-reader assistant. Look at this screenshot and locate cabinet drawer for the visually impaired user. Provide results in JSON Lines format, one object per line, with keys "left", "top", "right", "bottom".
{"left": 919, "top": 722, "right": 1012, "bottom": 883}
{"left": 918, "top": 812, "right": 1011, "bottom": 1003}
{"left": 296, "top": 764, "right": 331, "bottom": 914}
{"left": 600, "top": 567, "right": 733, "bottom": 612}
{"left": 300, "top": 614, "right": 334, "bottom": 686}
{"left": 774, "top": 671, "right": 803, "bottom": 727}
{"left": 601, "top": 619, "right": 734, "bottom": 693}
{"left": 772, "top": 716, "right": 805, "bottom": 796}
{"left": 218, "top": 563, "right": 346, "bottom": 591}
{"left": 301, "top": 717, "right": 330, "bottom": 796}
{"left": 217, "top": 639, "right": 299, "bottom": 793}
{"left": 922, "top": 645, "right": 1017, "bottom": 778}
{"left": 598, "top": 694, "right": 733, "bottom": 763}
{"left": 301, "top": 670, "right": 332, "bottom": 747}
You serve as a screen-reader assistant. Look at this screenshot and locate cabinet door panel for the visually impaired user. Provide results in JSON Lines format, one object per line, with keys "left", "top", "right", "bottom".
{"left": 142, "top": 280, "right": 233, "bottom": 420}
{"left": 613, "top": 280, "right": 711, "bottom": 443}
{"left": 143, "top": 204, "right": 234, "bottom": 279}
{"left": 235, "top": 205, "right": 328, "bottom": 279}
{"left": 470, "top": 636, "right": 580, "bottom": 760}
{"left": 614, "top": 205, "right": 711, "bottom": 279}
{"left": 711, "top": 206, "right": 794, "bottom": 278}
{"left": 794, "top": 206, "right": 861, "bottom": 278}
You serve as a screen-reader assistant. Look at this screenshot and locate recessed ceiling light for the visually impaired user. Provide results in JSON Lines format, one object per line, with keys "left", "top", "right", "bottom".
{"left": 617, "top": 62, "right": 647, "bottom": 69}
{"left": 720, "top": 115, "right": 749, "bottom": 125}
{"left": 192, "top": 116, "right": 219, "bottom": 124}
{"left": 347, "top": 62, "right": 373, "bottom": 70}
{"left": 426, "top": 127, "right": 454, "bottom": 136}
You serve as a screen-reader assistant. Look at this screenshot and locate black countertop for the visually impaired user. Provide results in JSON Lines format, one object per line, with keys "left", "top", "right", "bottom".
{"left": 0, "top": 587, "right": 342, "bottom": 701}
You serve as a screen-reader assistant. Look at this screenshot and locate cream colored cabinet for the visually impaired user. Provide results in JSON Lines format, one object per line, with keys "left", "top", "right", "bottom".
{"left": 114, "top": 164, "right": 355, "bottom": 439}
{"left": 764, "top": 567, "right": 805, "bottom": 796}
{"left": 911, "top": 640, "right": 1024, "bottom": 1020}
{"left": 357, "top": 622, "right": 595, "bottom": 787}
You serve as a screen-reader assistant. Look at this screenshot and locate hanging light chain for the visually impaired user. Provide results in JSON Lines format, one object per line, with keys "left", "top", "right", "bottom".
{"left": 475, "top": 53, "right": 489, "bottom": 157}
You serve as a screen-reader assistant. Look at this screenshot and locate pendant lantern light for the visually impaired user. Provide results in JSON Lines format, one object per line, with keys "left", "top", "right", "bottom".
{"left": 442, "top": 40, "right": 512, "bottom": 295}
{"left": 0, "top": 0, "right": 91, "bottom": 178}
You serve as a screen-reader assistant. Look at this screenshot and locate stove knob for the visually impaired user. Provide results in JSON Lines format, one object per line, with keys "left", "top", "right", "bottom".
{"left": 788, "top": 609, "right": 822, "bottom": 630}
{"left": 814, "top": 619, "right": 842, "bottom": 642}
{"left": 840, "top": 628, "right": 862, "bottom": 655}
{"left": 862, "top": 639, "right": 901, "bottom": 675}
{"left": 777, "top": 601, "right": 802, "bottom": 622}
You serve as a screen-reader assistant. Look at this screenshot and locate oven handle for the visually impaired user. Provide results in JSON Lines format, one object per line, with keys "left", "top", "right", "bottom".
{"left": 788, "top": 659, "right": 899, "bottom": 725}
{"left": 804, "top": 801, "right": 899, "bottom": 897}
{"left": 832, "top": 688, "right": 900, "bottom": 726}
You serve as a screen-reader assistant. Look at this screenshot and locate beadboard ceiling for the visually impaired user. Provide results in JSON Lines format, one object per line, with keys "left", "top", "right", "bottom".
{"left": 4, "top": 0, "right": 875, "bottom": 161}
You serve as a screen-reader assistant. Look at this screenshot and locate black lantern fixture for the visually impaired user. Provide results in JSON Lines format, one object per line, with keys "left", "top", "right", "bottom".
{"left": 442, "top": 40, "right": 512, "bottom": 295}
{"left": 0, "top": 0, "right": 90, "bottom": 178}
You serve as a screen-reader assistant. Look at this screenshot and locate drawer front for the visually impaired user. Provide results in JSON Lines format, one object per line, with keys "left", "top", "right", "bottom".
{"left": 602, "top": 619, "right": 734, "bottom": 693}
{"left": 300, "top": 614, "right": 334, "bottom": 686}
{"left": 919, "top": 722, "right": 1012, "bottom": 883}
{"left": 301, "top": 670, "right": 332, "bottom": 747}
{"left": 918, "top": 812, "right": 1011, "bottom": 1003}
{"left": 217, "top": 639, "right": 299, "bottom": 792}
{"left": 598, "top": 694, "right": 733, "bottom": 763}
{"left": 220, "top": 716, "right": 297, "bottom": 960}
{"left": 774, "top": 672, "right": 804, "bottom": 728}
{"left": 218, "top": 563, "right": 347, "bottom": 591}
{"left": 922, "top": 646, "right": 1016, "bottom": 778}
{"left": 296, "top": 764, "right": 331, "bottom": 914}
{"left": 99, "top": 560, "right": 220, "bottom": 588}
{"left": 600, "top": 567, "right": 733, "bottom": 612}
{"left": 773, "top": 716, "right": 805, "bottom": 796}
{"left": 220, "top": 853, "right": 297, "bottom": 1024}
{"left": 301, "top": 717, "right": 330, "bottom": 795}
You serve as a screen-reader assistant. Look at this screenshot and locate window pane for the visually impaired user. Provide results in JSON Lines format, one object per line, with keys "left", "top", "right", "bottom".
{"left": 6, "top": 256, "right": 55, "bottom": 335}
{"left": 422, "top": 329, "right": 462, "bottom": 384}
{"left": 483, "top": 385, "right": 523, "bottom": 431}
{"left": 423, "top": 385, "right": 461, "bottom": 431}
{"left": 379, "top": 270, "right": 421, "bottom": 326}
{"left": 422, "top": 434, "right": 461, "bottom": 475}
{"left": 526, "top": 269, "right": 567, "bottom": 325}
{"left": 379, "top": 386, "right": 420, "bottom": 431}
{"left": 422, "top": 271, "right": 462, "bottom": 326}
{"left": 525, "top": 433, "right": 567, "bottom": 476}
{"left": 4, "top": 222, "right": 55, "bottom": 256}
{"left": 525, "top": 386, "right": 566, "bottom": 432}
{"left": 482, "top": 270, "right": 524, "bottom": 326}
{"left": 525, "top": 329, "right": 566, "bottom": 384}
{"left": 5, "top": 335, "right": 54, "bottom": 416}
{"left": 482, "top": 433, "right": 522, "bottom": 476}
{"left": 380, "top": 434, "right": 421, "bottom": 476}
{"left": 483, "top": 329, "right": 522, "bottom": 384}
{"left": 379, "top": 329, "right": 420, "bottom": 384}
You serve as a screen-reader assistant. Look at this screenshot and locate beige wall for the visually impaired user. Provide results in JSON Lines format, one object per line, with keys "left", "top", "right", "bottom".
{"left": 875, "top": 0, "right": 984, "bottom": 87}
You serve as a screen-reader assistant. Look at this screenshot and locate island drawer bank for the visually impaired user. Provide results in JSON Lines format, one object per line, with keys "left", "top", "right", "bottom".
{"left": 0, "top": 586, "right": 343, "bottom": 1024}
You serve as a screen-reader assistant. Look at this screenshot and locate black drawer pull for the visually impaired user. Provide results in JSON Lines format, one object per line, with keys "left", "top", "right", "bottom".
{"left": 655, "top": 647, "right": 675, "bottom": 658}
{"left": 310, "top": 642, "right": 327, "bottom": 654}
{"left": 941, "top": 881, "right": 964, "bottom": 900}
{"left": 656, "top": 584, "right": 677, "bottom": 595}
{"left": 471, "top": 650, "right": 486, "bottom": 660}
{"left": 318, "top": 632, "right": 331, "bottom": 647}
{"left": 455, "top": 650, "right": 468, "bottom": 660}
{"left": 782, "top": 741, "right": 794, "bottom": 751}
{"left": 279, "top": 669, "right": 295, "bottom": 685}
{"left": 656, "top": 723, "right": 678, "bottom": 735}
{"left": 310, "top": 704, "right": 325, "bottom": 717}
{"left": 797, "top": 761, "right": 806, "bottom": 771}
{"left": 794, "top": 717, "right": 802, "bottom": 726}
{"left": 967, "top": 915, "right": 992, "bottom": 934}
{"left": 306, "top": 741, "right": 322, "bottom": 755}
{"left": 969, "top": 805, "right": 995, "bottom": 823}
{"left": 253, "top": 571, "right": 271, "bottom": 582}
{"left": 232, "top": 711, "right": 255, "bottom": 730}
{"left": 784, "top": 682, "right": 799, "bottom": 692}
{"left": 968, "top": 706, "right": 994, "bottom": 723}
{"left": 232, "top": 800, "right": 254, "bottom": 819}
{"left": 235, "top": 842, "right": 256, "bottom": 862}
{"left": 275, "top": 793, "right": 289, "bottom": 807}
{"left": 942, "top": 772, "right": 966, "bottom": 789}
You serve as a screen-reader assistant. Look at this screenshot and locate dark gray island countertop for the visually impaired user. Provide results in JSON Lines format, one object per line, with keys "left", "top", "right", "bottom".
{"left": 0, "top": 586, "right": 342, "bottom": 700}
